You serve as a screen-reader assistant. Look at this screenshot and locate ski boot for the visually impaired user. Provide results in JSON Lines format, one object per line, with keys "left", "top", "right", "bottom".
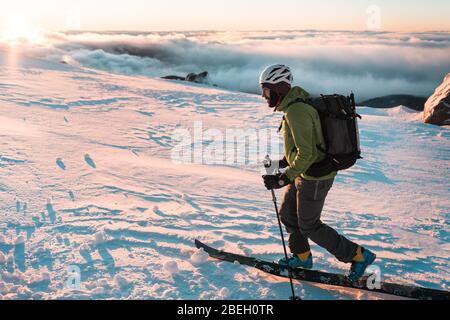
{"left": 278, "top": 254, "right": 313, "bottom": 270}
{"left": 348, "top": 247, "right": 377, "bottom": 282}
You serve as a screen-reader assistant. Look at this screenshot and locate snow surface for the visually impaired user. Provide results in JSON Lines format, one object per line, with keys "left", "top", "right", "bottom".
{"left": 0, "top": 51, "right": 448, "bottom": 300}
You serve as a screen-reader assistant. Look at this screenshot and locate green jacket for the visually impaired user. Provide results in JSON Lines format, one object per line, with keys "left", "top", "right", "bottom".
{"left": 278, "top": 86, "right": 337, "bottom": 181}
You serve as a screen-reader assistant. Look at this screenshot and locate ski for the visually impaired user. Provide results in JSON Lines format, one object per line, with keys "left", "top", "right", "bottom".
{"left": 195, "top": 239, "right": 449, "bottom": 300}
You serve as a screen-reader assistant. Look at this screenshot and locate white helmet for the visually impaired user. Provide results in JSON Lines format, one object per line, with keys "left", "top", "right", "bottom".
{"left": 260, "top": 64, "right": 293, "bottom": 86}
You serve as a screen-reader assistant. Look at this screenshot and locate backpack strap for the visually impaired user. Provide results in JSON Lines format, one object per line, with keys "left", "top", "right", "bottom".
{"left": 278, "top": 116, "right": 285, "bottom": 133}
{"left": 319, "top": 95, "right": 332, "bottom": 158}
{"left": 280, "top": 98, "right": 310, "bottom": 133}
{"left": 349, "top": 93, "right": 362, "bottom": 119}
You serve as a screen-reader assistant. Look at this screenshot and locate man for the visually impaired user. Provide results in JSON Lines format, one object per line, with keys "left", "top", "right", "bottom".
{"left": 260, "top": 64, "right": 376, "bottom": 282}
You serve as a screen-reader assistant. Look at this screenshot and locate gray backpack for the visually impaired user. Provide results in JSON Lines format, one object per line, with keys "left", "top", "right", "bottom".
{"left": 287, "top": 93, "right": 362, "bottom": 177}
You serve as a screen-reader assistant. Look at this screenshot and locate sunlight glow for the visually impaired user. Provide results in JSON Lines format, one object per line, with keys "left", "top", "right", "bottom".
{"left": 1, "top": 13, "right": 42, "bottom": 44}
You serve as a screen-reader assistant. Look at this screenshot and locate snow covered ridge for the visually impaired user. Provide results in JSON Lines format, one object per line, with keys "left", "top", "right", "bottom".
{"left": 1, "top": 30, "right": 449, "bottom": 100}
{"left": 0, "top": 52, "right": 449, "bottom": 300}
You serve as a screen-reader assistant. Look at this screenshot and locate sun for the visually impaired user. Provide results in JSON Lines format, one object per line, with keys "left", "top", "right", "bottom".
{"left": 1, "top": 13, "right": 41, "bottom": 43}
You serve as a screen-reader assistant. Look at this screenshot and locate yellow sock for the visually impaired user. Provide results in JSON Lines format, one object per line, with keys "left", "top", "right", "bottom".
{"left": 297, "top": 251, "right": 311, "bottom": 262}
{"left": 353, "top": 246, "right": 364, "bottom": 263}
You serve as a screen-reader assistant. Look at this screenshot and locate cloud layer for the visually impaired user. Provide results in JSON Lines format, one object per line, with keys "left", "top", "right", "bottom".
{"left": 7, "top": 30, "right": 450, "bottom": 100}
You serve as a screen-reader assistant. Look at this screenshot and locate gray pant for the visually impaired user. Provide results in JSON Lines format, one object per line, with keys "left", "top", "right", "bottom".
{"left": 279, "top": 177, "right": 358, "bottom": 263}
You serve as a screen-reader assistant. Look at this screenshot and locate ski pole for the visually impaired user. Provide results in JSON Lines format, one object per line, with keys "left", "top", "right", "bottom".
{"left": 264, "top": 156, "right": 300, "bottom": 301}
{"left": 270, "top": 189, "right": 300, "bottom": 301}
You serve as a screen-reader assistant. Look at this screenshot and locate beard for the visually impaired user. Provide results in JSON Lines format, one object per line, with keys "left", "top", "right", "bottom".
{"left": 269, "top": 91, "right": 280, "bottom": 109}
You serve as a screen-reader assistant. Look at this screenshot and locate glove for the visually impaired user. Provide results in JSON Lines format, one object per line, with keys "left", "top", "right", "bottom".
{"left": 278, "top": 157, "right": 289, "bottom": 169}
{"left": 263, "top": 157, "right": 289, "bottom": 173}
{"left": 262, "top": 173, "right": 291, "bottom": 190}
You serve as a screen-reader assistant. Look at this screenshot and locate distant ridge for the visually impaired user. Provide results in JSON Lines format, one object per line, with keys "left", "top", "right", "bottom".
{"left": 359, "top": 95, "right": 427, "bottom": 111}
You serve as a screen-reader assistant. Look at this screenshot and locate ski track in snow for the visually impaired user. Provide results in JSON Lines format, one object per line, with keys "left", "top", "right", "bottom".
{"left": 0, "top": 54, "right": 448, "bottom": 300}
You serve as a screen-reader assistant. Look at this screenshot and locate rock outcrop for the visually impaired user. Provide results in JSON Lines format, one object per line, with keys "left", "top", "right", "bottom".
{"left": 185, "top": 71, "right": 209, "bottom": 84}
{"left": 423, "top": 73, "right": 450, "bottom": 126}
{"left": 162, "top": 71, "right": 213, "bottom": 85}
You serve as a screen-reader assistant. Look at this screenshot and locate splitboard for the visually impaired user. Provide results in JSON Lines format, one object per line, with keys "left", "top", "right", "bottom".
{"left": 195, "top": 240, "right": 449, "bottom": 300}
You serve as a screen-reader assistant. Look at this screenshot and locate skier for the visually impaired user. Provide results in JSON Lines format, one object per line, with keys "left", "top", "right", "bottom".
{"left": 260, "top": 64, "right": 376, "bottom": 282}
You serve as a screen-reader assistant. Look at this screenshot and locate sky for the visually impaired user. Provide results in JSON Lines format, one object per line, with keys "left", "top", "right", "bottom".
{"left": 0, "top": 0, "right": 449, "bottom": 32}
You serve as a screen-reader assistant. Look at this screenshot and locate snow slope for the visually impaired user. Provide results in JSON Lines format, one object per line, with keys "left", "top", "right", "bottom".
{"left": 0, "top": 52, "right": 448, "bottom": 300}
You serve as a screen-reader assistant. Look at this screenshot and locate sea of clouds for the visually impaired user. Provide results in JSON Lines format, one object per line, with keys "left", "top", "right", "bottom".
{"left": 3, "top": 30, "right": 450, "bottom": 100}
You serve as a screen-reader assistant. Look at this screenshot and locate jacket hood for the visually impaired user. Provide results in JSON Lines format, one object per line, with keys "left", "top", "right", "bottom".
{"left": 277, "top": 86, "right": 310, "bottom": 112}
